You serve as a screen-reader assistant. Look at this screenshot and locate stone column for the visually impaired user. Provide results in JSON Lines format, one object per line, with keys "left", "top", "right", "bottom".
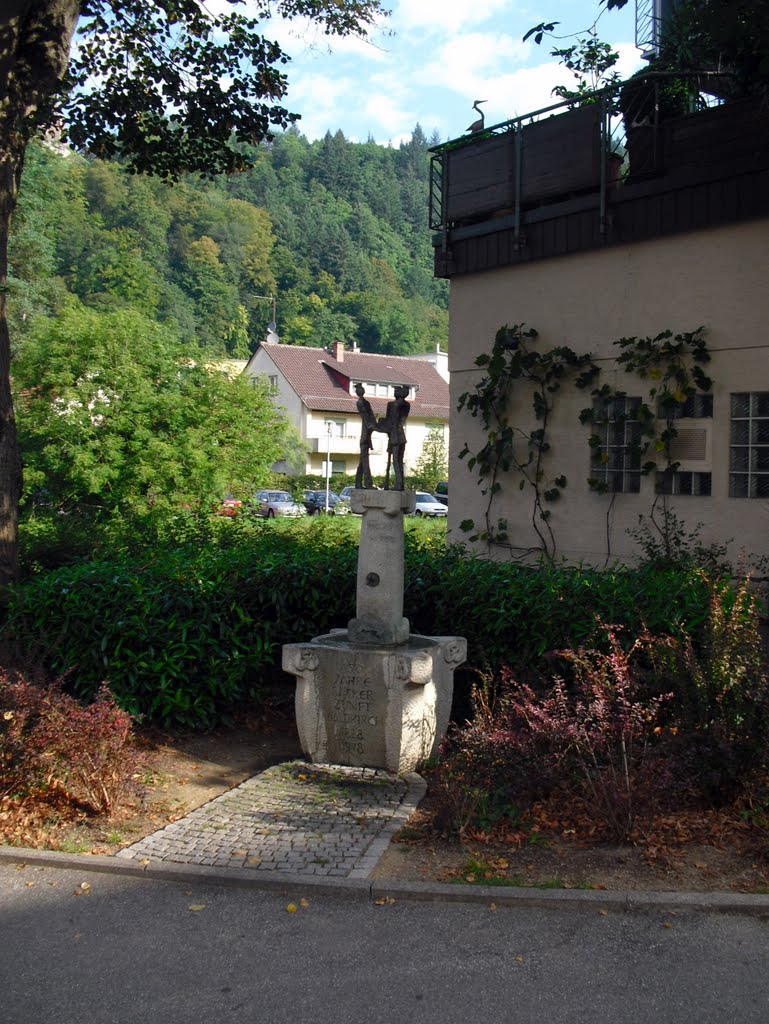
{"left": 347, "top": 489, "right": 416, "bottom": 646}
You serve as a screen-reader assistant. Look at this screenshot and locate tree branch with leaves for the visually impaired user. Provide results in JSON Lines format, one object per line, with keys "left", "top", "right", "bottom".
{"left": 0, "top": 0, "right": 386, "bottom": 593}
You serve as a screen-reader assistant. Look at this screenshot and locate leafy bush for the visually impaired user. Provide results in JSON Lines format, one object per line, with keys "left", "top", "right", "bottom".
{"left": 431, "top": 627, "right": 673, "bottom": 840}
{"left": 646, "top": 573, "right": 769, "bottom": 796}
{"left": 5, "top": 529, "right": 359, "bottom": 729}
{"left": 5, "top": 521, "right": 724, "bottom": 730}
{"left": 1, "top": 674, "right": 138, "bottom": 814}
{"left": 404, "top": 549, "right": 714, "bottom": 675}
{"left": 430, "top": 574, "right": 769, "bottom": 840}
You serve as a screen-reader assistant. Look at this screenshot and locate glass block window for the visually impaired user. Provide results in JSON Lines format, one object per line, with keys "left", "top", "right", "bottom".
{"left": 590, "top": 397, "right": 642, "bottom": 494}
{"left": 730, "top": 393, "right": 769, "bottom": 498}
{"left": 657, "top": 393, "right": 713, "bottom": 419}
{"left": 656, "top": 470, "right": 712, "bottom": 496}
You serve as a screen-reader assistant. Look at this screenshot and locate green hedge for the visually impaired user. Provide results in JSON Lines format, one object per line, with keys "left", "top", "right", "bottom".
{"left": 3, "top": 522, "right": 716, "bottom": 729}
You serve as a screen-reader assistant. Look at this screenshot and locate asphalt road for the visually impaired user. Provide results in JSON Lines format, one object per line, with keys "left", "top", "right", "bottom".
{"left": 2, "top": 862, "right": 768, "bottom": 1024}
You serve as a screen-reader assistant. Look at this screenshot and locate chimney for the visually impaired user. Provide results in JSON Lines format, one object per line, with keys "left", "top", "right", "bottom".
{"left": 331, "top": 340, "right": 344, "bottom": 362}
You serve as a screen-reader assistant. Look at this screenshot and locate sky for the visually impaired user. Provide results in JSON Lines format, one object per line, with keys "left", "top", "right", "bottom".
{"left": 261, "top": 0, "right": 646, "bottom": 145}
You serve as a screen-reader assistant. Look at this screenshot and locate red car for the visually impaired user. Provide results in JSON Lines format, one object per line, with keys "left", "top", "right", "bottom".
{"left": 215, "top": 496, "right": 242, "bottom": 517}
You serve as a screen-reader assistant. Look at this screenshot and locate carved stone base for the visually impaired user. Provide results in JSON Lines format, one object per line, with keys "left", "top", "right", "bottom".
{"left": 282, "top": 631, "right": 466, "bottom": 773}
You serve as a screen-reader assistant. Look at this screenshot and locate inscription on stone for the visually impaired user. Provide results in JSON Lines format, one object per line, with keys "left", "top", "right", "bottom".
{"left": 329, "top": 672, "right": 382, "bottom": 761}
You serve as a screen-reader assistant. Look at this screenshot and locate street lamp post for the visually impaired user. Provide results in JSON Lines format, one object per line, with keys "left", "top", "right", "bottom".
{"left": 325, "top": 422, "right": 332, "bottom": 512}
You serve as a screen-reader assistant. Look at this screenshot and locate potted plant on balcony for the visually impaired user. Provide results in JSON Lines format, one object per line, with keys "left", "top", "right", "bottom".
{"left": 618, "top": 62, "right": 694, "bottom": 178}
{"left": 619, "top": 0, "right": 769, "bottom": 180}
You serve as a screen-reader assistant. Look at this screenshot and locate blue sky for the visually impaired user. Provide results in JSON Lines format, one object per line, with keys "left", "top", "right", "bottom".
{"left": 262, "top": 0, "right": 645, "bottom": 144}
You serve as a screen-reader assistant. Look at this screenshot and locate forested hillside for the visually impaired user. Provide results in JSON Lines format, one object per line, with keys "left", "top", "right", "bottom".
{"left": 8, "top": 125, "right": 447, "bottom": 359}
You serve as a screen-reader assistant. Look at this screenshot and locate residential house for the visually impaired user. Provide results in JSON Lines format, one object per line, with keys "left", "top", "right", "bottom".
{"left": 243, "top": 339, "right": 450, "bottom": 479}
{"left": 431, "top": 81, "right": 769, "bottom": 565}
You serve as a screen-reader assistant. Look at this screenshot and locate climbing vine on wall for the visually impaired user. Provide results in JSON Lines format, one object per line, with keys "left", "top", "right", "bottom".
{"left": 457, "top": 324, "right": 599, "bottom": 560}
{"left": 580, "top": 327, "right": 712, "bottom": 493}
{"left": 458, "top": 324, "right": 712, "bottom": 562}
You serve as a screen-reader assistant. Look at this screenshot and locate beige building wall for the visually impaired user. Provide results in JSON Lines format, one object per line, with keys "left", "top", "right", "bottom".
{"left": 448, "top": 218, "right": 769, "bottom": 565}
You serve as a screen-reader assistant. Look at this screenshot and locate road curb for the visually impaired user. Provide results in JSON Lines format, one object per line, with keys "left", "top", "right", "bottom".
{"left": 2, "top": 844, "right": 769, "bottom": 916}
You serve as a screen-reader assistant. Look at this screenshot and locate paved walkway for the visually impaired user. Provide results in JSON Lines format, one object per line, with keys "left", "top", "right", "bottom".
{"left": 116, "top": 760, "right": 425, "bottom": 879}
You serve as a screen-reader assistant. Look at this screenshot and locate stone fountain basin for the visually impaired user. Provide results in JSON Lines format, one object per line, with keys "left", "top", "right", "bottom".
{"left": 283, "top": 631, "right": 466, "bottom": 773}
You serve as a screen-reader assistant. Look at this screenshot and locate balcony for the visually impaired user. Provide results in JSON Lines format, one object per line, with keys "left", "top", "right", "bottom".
{"left": 307, "top": 435, "right": 361, "bottom": 457}
{"left": 430, "top": 74, "right": 769, "bottom": 279}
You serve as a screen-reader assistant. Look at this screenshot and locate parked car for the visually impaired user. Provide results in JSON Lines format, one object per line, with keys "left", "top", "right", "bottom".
{"left": 433, "top": 481, "right": 449, "bottom": 506}
{"left": 303, "top": 490, "right": 350, "bottom": 515}
{"left": 252, "top": 490, "right": 307, "bottom": 518}
{"left": 410, "top": 492, "right": 448, "bottom": 517}
{"left": 339, "top": 485, "right": 356, "bottom": 501}
{"left": 215, "top": 495, "right": 242, "bottom": 517}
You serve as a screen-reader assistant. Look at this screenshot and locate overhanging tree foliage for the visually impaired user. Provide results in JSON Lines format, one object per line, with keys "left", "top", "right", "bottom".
{"left": 0, "top": 0, "right": 385, "bottom": 592}
{"left": 15, "top": 304, "right": 294, "bottom": 516}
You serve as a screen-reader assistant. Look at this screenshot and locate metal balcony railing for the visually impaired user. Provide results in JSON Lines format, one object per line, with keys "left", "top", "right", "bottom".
{"left": 428, "top": 71, "right": 731, "bottom": 250}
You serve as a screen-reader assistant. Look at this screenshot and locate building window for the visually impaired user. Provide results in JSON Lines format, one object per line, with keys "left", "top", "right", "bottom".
{"left": 730, "top": 392, "right": 769, "bottom": 498}
{"left": 657, "top": 393, "right": 713, "bottom": 419}
{"left": 376, "top": 383, "right": 389, "bottom": 397}
{"left": 590, "top": 397, "right": 642, "bottom": 494}
{"left": 268, "top": 375, "right": 278, "bottom": 389}
{"left": 656, "top": 469, "right": 712, "bottom": 496}
{"left": 331, "top": 460, "right": 346, "bottom": 474}
{"left": 325, "top": 419, "right": 346, "bottom": 438}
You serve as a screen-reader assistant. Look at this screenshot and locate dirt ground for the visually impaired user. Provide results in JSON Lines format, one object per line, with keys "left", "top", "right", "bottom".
{"left": 3, "top": 720, "right": 769, "bottom": 893}
{"left": 369, "top": 798, "right": 769, "bottom": 893}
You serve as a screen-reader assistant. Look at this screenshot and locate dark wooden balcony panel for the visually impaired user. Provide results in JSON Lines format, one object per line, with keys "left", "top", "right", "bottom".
{"left": 442, "top": 107, "right": 604, "bottom": 226}
{"left": 520, "top": 106, "right": 602, "bottom": 203}
{"left": 444, "top": 134, "right": 515, "bottom": 223}
{"left": 434, "top": 166, "right": 769, "bottom": 278}
{"left": 660, "top": 96, "right": 769, "bottom": 179}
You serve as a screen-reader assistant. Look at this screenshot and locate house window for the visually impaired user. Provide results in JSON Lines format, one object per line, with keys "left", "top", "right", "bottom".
{"left": 376, "top": 383, "right": 389, "bottom": 397}
{"left": 729, "top": 392, "right": 769, "bottom": 498}
{"left": 331, "top": 460, "right": 346, "bottom": 474}
{"left": 325, "top": 419, "right": 346, "bottom": 438}
{"left": 268, "top": 375, "right": 278, "bottom": 389}
{"left": 590, "top": 397, "right": 642, "bottom": 494}
{"left": 656, "top": 469, "right": 712, "bottom": 496}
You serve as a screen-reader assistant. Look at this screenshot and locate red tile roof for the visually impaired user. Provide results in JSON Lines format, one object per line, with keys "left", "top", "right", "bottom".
{"left": 256, "top": 344, "right": 449, "bottom": 419}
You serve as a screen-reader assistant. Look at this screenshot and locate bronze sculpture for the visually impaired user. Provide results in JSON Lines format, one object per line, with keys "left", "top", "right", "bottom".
{"left": 354, "top": 383, "right": 411, "bottom": 491}
{"left": 354, "top": 383, "right": 377, "bottom": 489}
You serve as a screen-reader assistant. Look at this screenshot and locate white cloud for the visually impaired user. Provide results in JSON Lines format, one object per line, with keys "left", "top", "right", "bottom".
{"left": 363, "top": 92, "right": 416, "bottom": 142}
{"left": 395, "top": 0, "right": 511, "bottom": 34}
{"left": 416, "top": 31, "right": 530, "bottom": 90}
{"left": 284, "top": 71, "right": 354, "bottom": 139}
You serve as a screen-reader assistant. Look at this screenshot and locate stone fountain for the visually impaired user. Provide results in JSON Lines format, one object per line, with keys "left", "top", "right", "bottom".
{"left": 282, "top": 386, "right": 466, "bottom": 773}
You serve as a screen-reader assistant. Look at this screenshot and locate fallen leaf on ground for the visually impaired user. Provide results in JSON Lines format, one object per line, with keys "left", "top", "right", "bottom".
{"left": 187, "top": 904, "right": 206, "bottom": 912}
{"left": 374, "top": 896, "right": 396, "bottom": 906}
{"left": 299, "top": 898, "right": 310, "bottom": 908}
{"left": 286, "top": 903, "right": 298, "bottom": 913}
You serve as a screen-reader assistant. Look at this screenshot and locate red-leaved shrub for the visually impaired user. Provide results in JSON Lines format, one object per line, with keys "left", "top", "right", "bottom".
{"left": 1, "top": 673, "right": 139, "bottom": 814}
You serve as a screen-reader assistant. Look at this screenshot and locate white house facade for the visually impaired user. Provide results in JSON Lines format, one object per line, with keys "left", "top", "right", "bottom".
{"left": 243, "top": 340, "right": 450, "bottom": 479}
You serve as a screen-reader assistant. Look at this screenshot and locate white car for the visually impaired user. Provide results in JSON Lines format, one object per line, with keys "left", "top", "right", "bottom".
{"left": 253, "top": 490, "right": 307, "bottom": 518}
{"left": 411, "top": 492, "right": 448, "bottom": 517}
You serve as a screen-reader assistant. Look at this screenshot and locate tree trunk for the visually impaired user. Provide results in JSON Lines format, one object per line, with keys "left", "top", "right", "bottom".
{"left": 0, "top": 1, "right": 81, "bottom": 595}
{"left": 0, "top": 142, "right": 25, "bottom": 595}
